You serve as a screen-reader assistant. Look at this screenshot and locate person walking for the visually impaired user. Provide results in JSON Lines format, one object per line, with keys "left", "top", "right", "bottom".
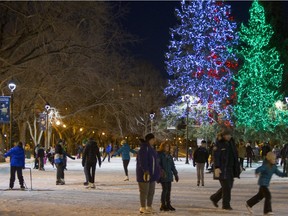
{"left": 245, "top": 152, "right": 287, "bottom": 215}
{"left": 157, "top": 142, "right": 179, "bottom": 211}
{"left": 193, "top": 140, "right": 209, "bottom": 186}
{"left": 238, "top": 139, "right": 246, "bottom": 171}
{"left": 112, "top": 140, "right": 137, "bottom": 181}
{"left": 136, "top": 133, "right": 160, "bottom": 214}
{"left": 261, "top": 142, "right": 271, "bottom": 160}
{"left": 82, "top": 138, "right": 102, "bottom": 189}
{"left": 210, "top": 129, "right": 241, "bottom": 210}
{"left": 4, "top": 142, "right": 25, "bottom": 190}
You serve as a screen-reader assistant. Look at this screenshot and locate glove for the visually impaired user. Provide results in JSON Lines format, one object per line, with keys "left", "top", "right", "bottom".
{"left": 99, "top": 162, "right": 101, "bottom": 168}
{"left": 22, "top": 167, "right": 25, "bottom": 170}
{"left": 143, "top": 171, "right": 150, "bottom": 182}
{"left": 214, "top": 168, "right": 221, "bottom": 178}
{"left": 111, "top": 155, "right": 114, "bottom": 158}
{"left": 175, "top": 175, "right": 179, "bottom": 182}
{"left": 193, "top": 163, "right": 196, "bottom": 167}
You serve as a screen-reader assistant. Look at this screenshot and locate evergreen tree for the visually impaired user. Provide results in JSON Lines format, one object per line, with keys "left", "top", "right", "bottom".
{"left": 164, "top": 0, "right": 238, "bottom": 125}
{"left": 235, "top": 0, "right": 284, "bottom": 131}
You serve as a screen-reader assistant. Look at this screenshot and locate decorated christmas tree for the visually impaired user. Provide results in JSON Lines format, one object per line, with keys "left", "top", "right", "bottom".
{"left": 164, "top": 0, "right": 238, "bottom": 125}
{"left": 235, "top": 0, "right": 284, "bottom": 131}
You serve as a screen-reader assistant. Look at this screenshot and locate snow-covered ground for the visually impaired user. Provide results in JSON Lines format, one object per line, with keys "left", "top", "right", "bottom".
{"left": 0, "top": 157, "right": 287, "bottom": 216}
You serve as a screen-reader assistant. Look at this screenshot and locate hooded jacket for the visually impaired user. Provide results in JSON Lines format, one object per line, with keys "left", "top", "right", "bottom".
{"left": 158, "top": 151, "right": 178, "bottom": 182}
{"left": 82, "top": 140, "right": 101, "bottom": 166}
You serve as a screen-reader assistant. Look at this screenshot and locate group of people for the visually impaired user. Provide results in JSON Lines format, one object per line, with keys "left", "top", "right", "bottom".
{"left": 2, "top": 129, "right": 288, "bottom": 215}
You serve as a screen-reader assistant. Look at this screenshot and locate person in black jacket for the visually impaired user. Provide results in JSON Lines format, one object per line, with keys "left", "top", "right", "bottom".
{"left": 193, "top": 140, "right": 209, "bottom": 186}
{"left": 37, "top": 144, "right": 45, "bottom": 171}
{"left": 82, "top": 138, "right": 101, "bottom": 189}
{"left": 210, "top": 128, "right": 241, "bottom": 210}
{"left": 54, "top": 140, "right": 75, "bottom": 185}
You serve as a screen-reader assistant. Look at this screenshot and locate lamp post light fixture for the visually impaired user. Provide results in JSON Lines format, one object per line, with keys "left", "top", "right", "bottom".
{"left": 8, "top": 80, "right": 16, "bottom": 149}
{"left": 44, "top": 103, "right": 50, "bottom": 149}
{"left": 182, "top": 94, "right": 191, "bottom": 165}
{"left": 285, "top": 97, "right": 288, "bottom": 104}
{"left": 149, "top": 112, "right": 155, "bottom": 133}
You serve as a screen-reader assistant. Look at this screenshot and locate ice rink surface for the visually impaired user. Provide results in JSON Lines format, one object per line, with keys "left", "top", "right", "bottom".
{"left": 0, "top": 157, "right": 287, "bottom": 216}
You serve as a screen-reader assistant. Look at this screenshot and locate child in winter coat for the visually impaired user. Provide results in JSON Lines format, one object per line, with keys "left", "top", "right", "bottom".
{"left": 246, "top": 151, "right": 287, "bottom": 215}
{"left": 157, "top": 142, "right": 179, "bottom": 211}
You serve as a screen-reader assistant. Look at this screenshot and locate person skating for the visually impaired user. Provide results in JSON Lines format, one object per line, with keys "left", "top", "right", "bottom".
{"left": 210, "top": 128, "right": 241, "bottom": 210}
{"left": 82, "top": 138, "right": 101, "bottom": 189}
{"left": 136, "top": 133, "right": 160, "bottom": 214}
{"left": 246, "top": 143, "right": 254, "bottom": 168}
{"left": 4, "top": 142, "right": 26, "bottom": 190}
{"left": 157, "top": 142, "right": 179, "bottom": 211}
{"left": 238, "top": 139, "right": 246, "bottom": 171}
{"left": 112, "top": 140, "right": 137, "bottom": 181}
{"left": 54, "top": 140, "right": 75, "bottom": 185}
{"left": 193, "top": 140, "right": 209, "bottom": 186}
{"left": 102, "top": 143, "right": 112, "bottom": 162}
{"left": 245, "top": 152, "right": 287, "bottom": 215}
{"left": 37, "top": 144, "right": 45, "bottom": 171}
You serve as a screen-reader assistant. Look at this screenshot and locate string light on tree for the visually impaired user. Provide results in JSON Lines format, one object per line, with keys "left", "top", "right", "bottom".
{"left": 164, "top": 0, "right": 238, "bottom": 125}
{"left": 234, "top": 0, "right": 285, "bottom": 131}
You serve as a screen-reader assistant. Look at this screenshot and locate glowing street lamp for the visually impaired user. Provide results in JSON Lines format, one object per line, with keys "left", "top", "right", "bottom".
{"left": 149, "top": 112, "right": 155, "bottom": 133}
{"left": 8, "top": 80, "right": 16, "bottom": 149}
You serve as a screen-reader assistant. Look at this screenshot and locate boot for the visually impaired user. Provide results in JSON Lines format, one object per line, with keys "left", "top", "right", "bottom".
{"left": 160, "top": 204, "right": 169, "bottom": 211}
{"left": 167, "top": 203, "right": 176, "bottom": 211}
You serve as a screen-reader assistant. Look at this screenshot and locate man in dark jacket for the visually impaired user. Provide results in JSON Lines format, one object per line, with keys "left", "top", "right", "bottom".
{"left": 4, "top": 142, "right": 25, "bottom": 190}
{"left": 193, "top": 140, "right": 209, "bottom": 186}
{"left": 210, "top": 129, "right": 241, "bottom": 210}
{"left": 82, "top": 138, "right": 101, "bottom": 189}
{"left": 136, "top": 133, "right": 160, "bottom": 214}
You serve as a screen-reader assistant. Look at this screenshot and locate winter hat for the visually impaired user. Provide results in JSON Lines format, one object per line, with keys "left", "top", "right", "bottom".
{"left": 266, "top": 152, "right": 276, "bottom": 164}
{"left": 145, "top": 133, "right": 155, "bottom": 142}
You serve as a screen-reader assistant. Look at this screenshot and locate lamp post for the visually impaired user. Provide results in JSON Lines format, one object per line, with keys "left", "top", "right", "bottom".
{"left": 285, "top": 97, "right": 288, "bottom": 104}
{"left": 182, "top": 95, "right": 190, "bottom": 164}
{"left": 149, "top": 112, "right": 155, "bottom": 133}
{"left": 44, "top": 103, "right": 50, "bottom": 149}
{"left": 8, "top": 81, "right": 16, "bottom": 149}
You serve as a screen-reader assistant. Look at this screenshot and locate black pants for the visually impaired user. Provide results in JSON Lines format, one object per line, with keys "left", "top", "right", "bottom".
{"left": 161, "top": 182, "right": 172, "bottom": 205}
{"left": 102, "top": 153, "right": 111, "bottom": 162}
{"left": 10, "top": 166, "right": 24, "bottom": 188}
{"left": 39, "top": 157, "right": 44, "bottom": 169}
{"left": 211, "top": 176, "right": 234, "bottom": 209}
{"left": 123, "top": 160, "right": 130, "bottom": 176}
{"left": 239, "top": 157, "right": 244, "bottom": 169}
{"left": 246, "top": 156, "right": 253, "bottom": 167}
{"left": 247, "top": 186, "right": 272, "bottom": 214}
{"left": 56, "top": 163, "right": 64, "bottom": 181}
{"left": 85, "top": 161, "right": 97, "bottom": 183}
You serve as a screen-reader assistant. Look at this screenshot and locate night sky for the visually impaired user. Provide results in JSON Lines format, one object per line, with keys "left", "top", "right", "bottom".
{"left": 120, "top": 1, "right": 286, "bottom": 76}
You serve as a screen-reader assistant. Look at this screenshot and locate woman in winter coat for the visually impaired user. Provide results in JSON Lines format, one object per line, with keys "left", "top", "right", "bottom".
{"left": 157, "top": 142, "right": 179, "bottom": 211}
{"left": 112, "top": 140, "right": 137, "bottom": 181}
{"left": 4, "top": 142, "right": 25, "bottom": 190}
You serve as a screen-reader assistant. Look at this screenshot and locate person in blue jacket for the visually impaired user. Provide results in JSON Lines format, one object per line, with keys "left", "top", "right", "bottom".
{"left": 157, "top": 141, "right": 179, "bottom": 212}
{"left": 112, "top": 139, "right": 137, "bottom": 181}
{"left": 136, "top": 133, "right": 160, "bottom": 214}
{"left": 246, "top": 151, "right": 287, "bottom": 215}
{"left": 4, "top": 142, "right": 25, "bottom": 190}
{"left": 102, "top": 143, "right": 112, "bottom": 162}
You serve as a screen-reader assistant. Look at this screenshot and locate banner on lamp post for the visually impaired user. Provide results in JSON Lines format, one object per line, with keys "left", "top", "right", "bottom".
{"left": 0, "top": 96, "right": 10, "bottom": 124}
{"left": 39, "top": 112, "right": 47, "bottom": 131}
